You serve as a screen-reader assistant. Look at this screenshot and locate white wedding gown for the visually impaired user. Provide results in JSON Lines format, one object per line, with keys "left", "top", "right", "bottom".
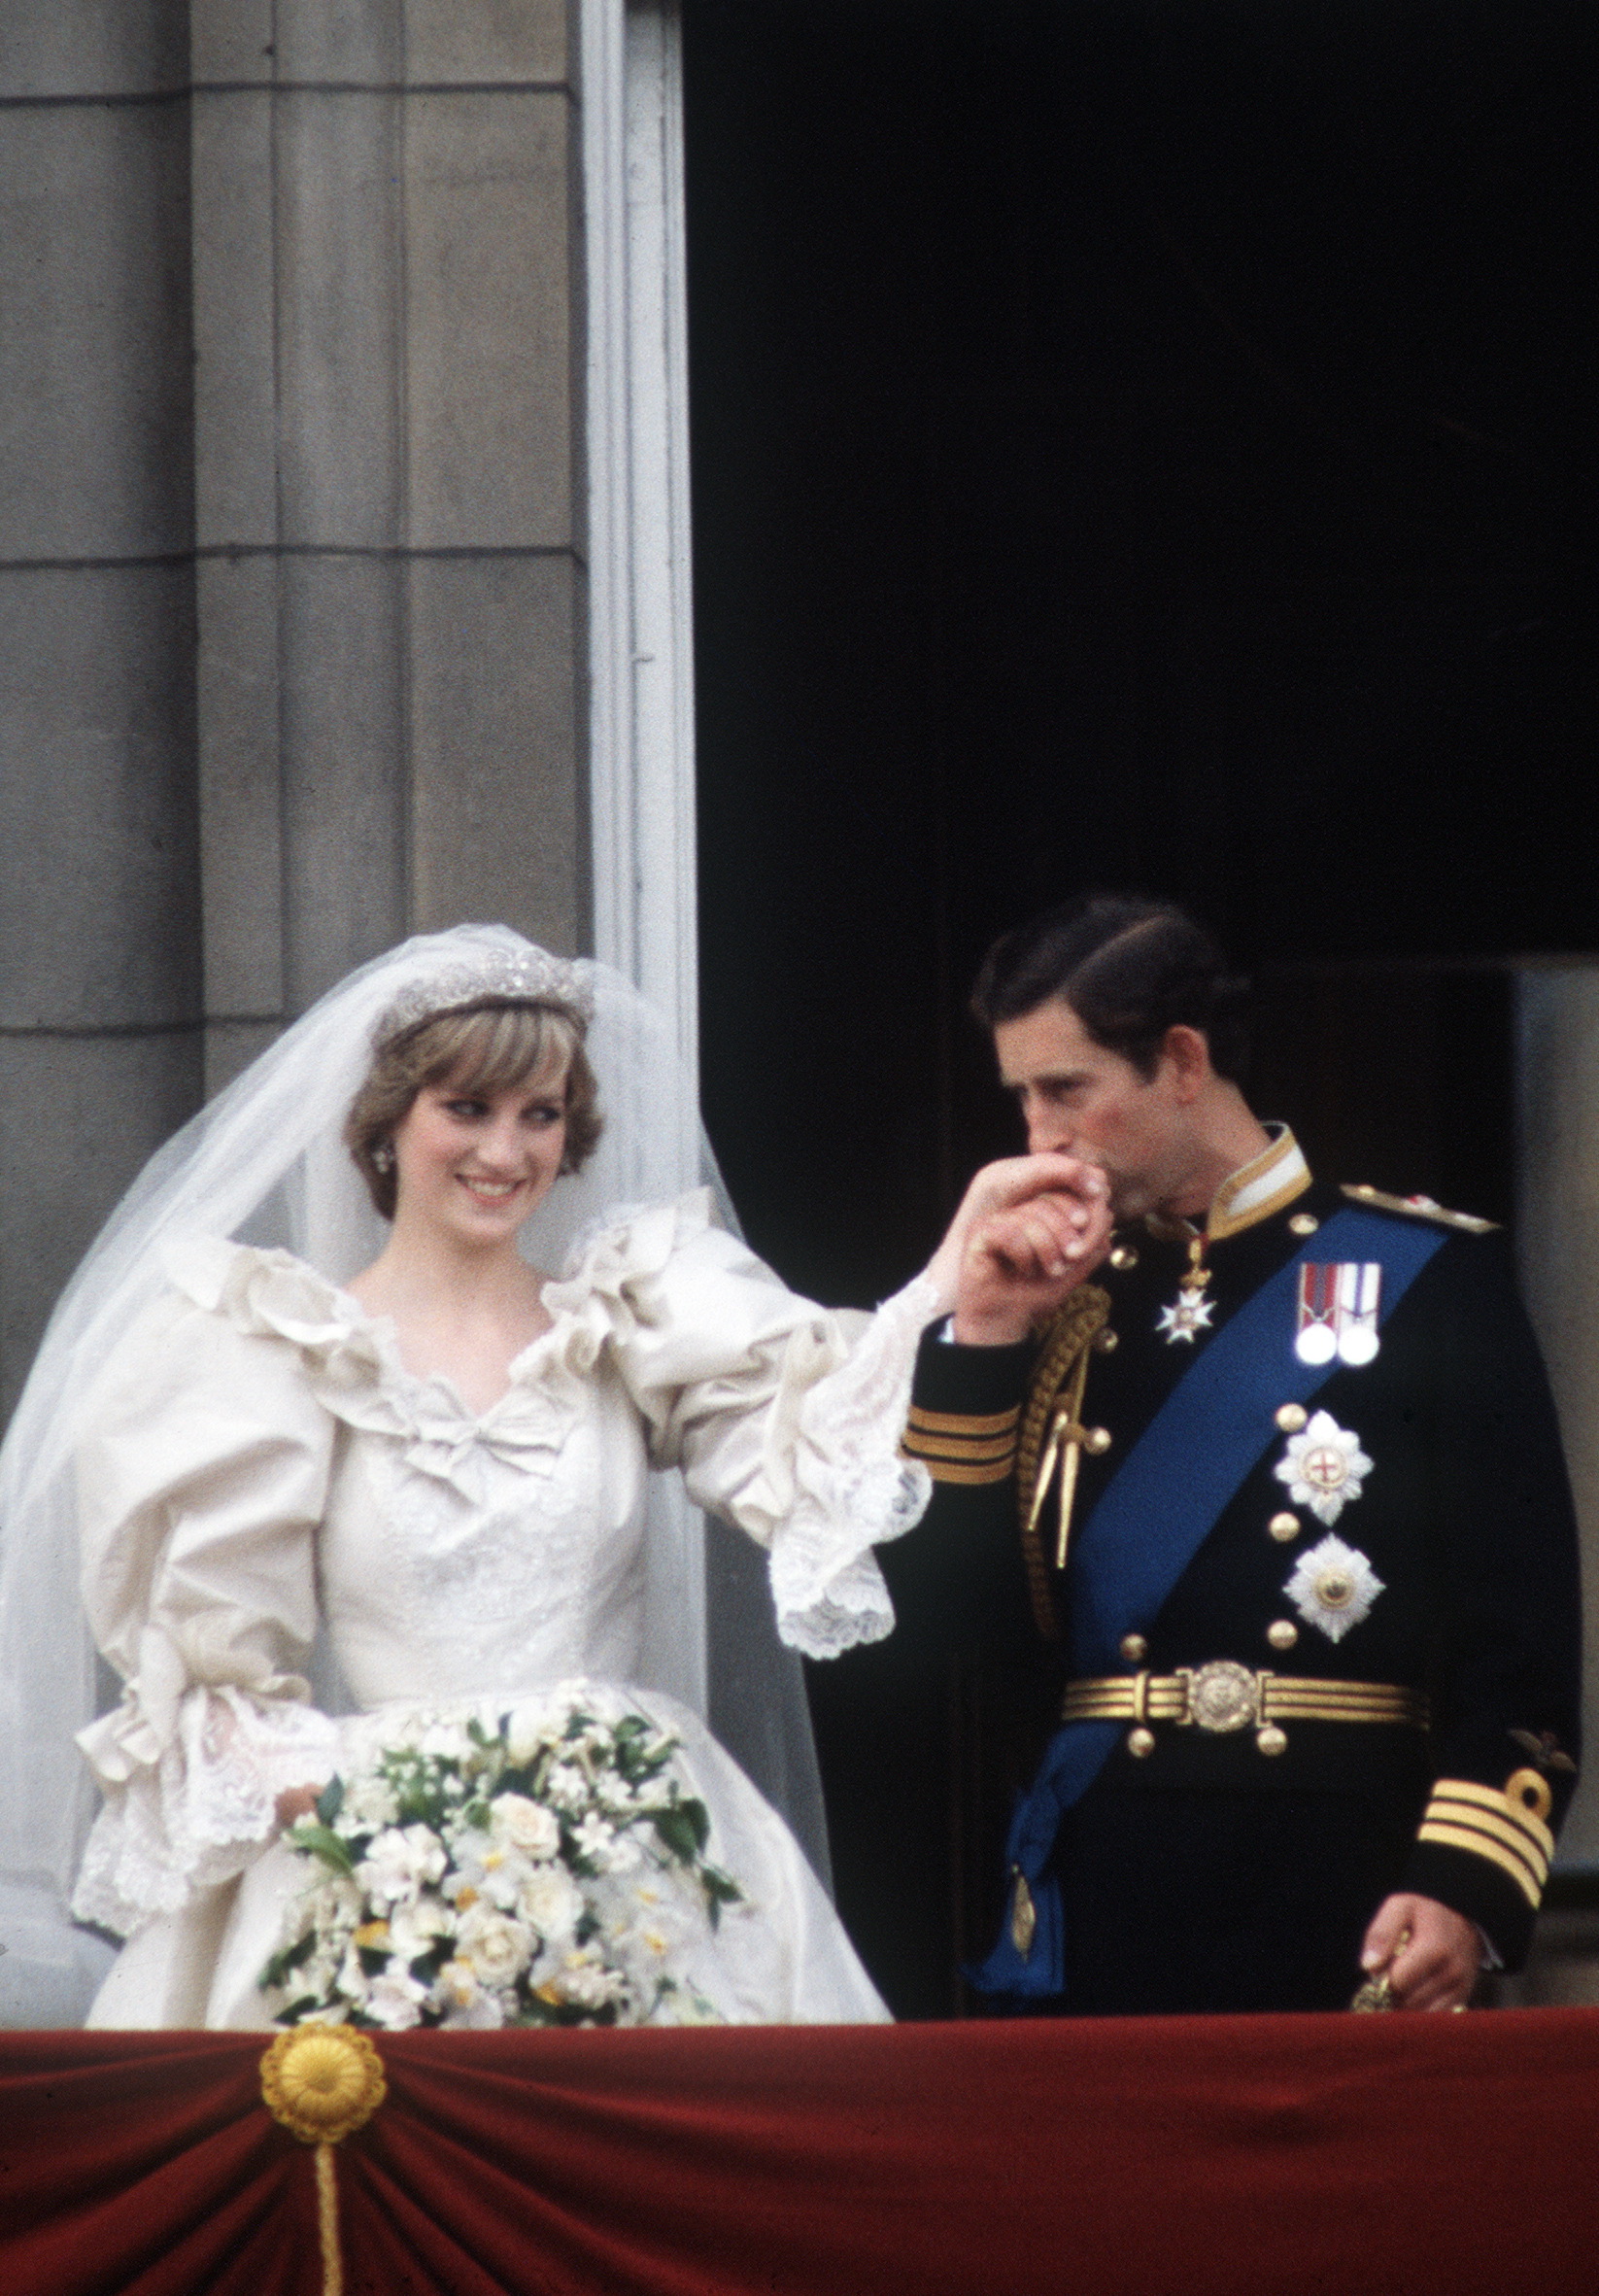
{"left": 71, "top": 1191, "right": 936, "bottom": 2029}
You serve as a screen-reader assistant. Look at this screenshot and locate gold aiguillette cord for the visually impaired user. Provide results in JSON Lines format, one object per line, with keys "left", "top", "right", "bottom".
{"left": 1017, "top": 1287, "right": 1112, "bottom": 1606}
{"left": 1027, "top": 1340, "right": 1101, "bottom": 1572}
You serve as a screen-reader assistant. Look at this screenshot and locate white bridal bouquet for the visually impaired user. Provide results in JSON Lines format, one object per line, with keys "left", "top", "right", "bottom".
{"left": 259, "top": 1690, "right": 743, "bottom": 2031}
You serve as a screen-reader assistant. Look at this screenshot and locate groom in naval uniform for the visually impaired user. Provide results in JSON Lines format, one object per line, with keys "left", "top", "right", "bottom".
{"left": 887, "top": 895, "right": 1582, "bottom": 2014}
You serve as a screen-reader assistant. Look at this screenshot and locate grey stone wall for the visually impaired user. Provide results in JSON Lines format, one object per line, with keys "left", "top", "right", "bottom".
{"left": 0, "top": 5, "right": 201, "bottom": 1421}
{"left": 2, "top": 0, "right": 590, "bottom": 1418}
{"left": 195, "top": 0, "right": 589, "bottom": 1082}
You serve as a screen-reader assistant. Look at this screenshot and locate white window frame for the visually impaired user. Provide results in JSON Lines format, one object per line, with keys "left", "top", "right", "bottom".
{"left": 583, "top": 0, "right": 698, "bottom": 1174}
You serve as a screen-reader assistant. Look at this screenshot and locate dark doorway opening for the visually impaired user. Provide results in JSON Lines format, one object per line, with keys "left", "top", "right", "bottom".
{"left": 683, "top": 0, "right": 1597, "bottom": 2014}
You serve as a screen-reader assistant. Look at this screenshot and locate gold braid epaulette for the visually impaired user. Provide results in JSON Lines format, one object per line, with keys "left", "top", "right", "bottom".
{"left": 1015, "top": 1285, "right": 1110, "bottom": 1641}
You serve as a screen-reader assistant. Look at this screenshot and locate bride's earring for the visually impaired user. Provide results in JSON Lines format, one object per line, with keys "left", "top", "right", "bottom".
{"left": 372, "top": 1141, "right": 394, "bottom": 1175}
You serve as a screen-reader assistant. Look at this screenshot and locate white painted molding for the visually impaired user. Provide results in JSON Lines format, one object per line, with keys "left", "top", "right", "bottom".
{"left": 582, "top": 0, "right": 699, "bottom": 1150}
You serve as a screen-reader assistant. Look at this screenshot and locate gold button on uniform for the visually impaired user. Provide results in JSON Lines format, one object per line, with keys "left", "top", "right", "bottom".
{"left": 1256, "top": 1726, "right": 1289, "bottom": 1757}
{"left": 1276, "top": 1402, "right": 1309, "bottom": 1433}
{"left": 1119, "top": 1633, "right": 1148, "bottom": 1663}
{"left": 1094, "top": 1326, "right": 1119, "bottom": 1353}
{"left": 1269, "top": 1511, "right": 1301, "bottom": 1542}
{"left": 1108, "top": 1245, "right": 1139, "bottom": 1271}
{"left": 1288, "top": 1212, "right": 1319, "bottom": 1237}
{"left": 1127, "top": 1727, "right": 1156, "bottom": 1759}
{"left": 1267, "top": 1620, "right": 1299, "bottom": 1651}
{"left": 1083, "top": 1426, "right": 1112, "bottom": 1456}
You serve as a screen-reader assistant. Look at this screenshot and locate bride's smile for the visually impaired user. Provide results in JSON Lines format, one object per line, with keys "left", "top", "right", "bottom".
{"left": 391, "top": 1073, "right": 569, "bottom": 1245}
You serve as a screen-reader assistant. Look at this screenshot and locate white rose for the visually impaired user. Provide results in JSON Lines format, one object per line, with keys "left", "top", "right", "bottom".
{"left": 367, "top": 1970, "right": 430, "bottom": 2030}
{"left": 357, "top": 1824, "right": 449, "bottom": 1905}
{"left": 442, "top": 1988, "right": 505, "bottom": 2031}
{"left": 387, "top": 1899, "right": 454, "bottom": 1964}
{"left": 456, "top": 1903, "right": 534, "bottom": 1987}
{"left": 518, "top": 1865, "right": 583, "bottom": 1943}
{"left": 437, "top": 1957, "right": 483, "bottom": 2012}
{"left": 444, "top": 1829, "right": 493, "bottom": 1885}
{"left": 490, "top": 1794, "right": 561, "bottom": 1861}
{"left": 544, "top": 1948, "right": 626, "bottom": 2011}
{"left": 419, "top": 1719, "right": 473, "bottom": 1763}
{"left": 455, "top": 1843, "right": 533, "bottom": 1912}
{"left": 506, "top": 1698, "right": 561, "bottom": 1764}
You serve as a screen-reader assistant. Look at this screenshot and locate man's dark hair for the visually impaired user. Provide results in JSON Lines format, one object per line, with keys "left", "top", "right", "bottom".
{"left": 970, "top": 894, "right": 1250, "bottom": 1083}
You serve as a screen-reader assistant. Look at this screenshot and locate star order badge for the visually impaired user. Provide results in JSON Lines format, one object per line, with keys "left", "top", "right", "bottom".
{"left": 1273, "top": 1409, "right": 1373, "bottom": 1525}
{"left": 1283, "top": 1533, "right": 1384, "bottom": 1642}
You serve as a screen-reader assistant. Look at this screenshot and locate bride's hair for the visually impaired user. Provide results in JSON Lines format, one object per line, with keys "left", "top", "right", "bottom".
{"left": 345, "top": 997, "right": 605, "bottom": 1217}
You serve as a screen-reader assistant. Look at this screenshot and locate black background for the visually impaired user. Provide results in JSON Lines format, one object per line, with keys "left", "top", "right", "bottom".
{"left": 682, "top": 0, "right": 1596, "bottom": 2010}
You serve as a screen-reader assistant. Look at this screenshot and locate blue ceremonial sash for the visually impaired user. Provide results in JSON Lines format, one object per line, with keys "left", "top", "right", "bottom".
{"left": 973, "top": 1206, "right": 1447, "bottom": 1996}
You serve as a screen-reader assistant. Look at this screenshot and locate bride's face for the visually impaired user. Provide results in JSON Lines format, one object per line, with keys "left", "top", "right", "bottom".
{"left": 390, "top": 1060, "right": 568, "bottom": 1246}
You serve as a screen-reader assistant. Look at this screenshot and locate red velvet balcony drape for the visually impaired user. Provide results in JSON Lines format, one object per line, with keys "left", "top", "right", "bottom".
{"left": 4, "top": 2011, "right": 1598, "bottom": 2296}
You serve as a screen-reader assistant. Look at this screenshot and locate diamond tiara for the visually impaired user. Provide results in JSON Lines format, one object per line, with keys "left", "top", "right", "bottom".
{"left": 376, "top": 949, "right": 594, "bottom": 1043}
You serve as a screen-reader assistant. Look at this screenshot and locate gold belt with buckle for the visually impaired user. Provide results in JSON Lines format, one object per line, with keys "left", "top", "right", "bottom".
{"left": 1061, "top": 1662, "right": 1429, "bottom": 1758}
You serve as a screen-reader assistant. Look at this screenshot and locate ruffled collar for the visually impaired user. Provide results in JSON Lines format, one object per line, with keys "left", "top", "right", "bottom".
{"left": 160, "top": 1191, "right": 716, "bottom": 1499}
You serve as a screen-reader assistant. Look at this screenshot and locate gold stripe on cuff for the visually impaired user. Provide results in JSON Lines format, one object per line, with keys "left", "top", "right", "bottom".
{"left": 905, "top": 1404, "right": 1022, "bottom": 1438}
{"left": 1425, "top": 1795, "right": 1553, "bottom": 1877}
{"left": 904, "top": 1456, "right": 1016, "bottom": 1487}
{"left": 1425, "top": 1778, "right": 1555, "bottom": 1865}
{"left": 901, "top": 1431, "right": 1020, "bottom": 1465}
{"left": 1417, "top": 1821, "right": 1544, "bottom": 1907}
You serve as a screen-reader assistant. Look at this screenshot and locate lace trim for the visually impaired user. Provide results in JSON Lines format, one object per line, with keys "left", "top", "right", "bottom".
{"left": 72, "top": 1686, "right": 338, "bottom": 1937}
{"left": 767, "top": 1274, "right": 939, "bottom": 1659}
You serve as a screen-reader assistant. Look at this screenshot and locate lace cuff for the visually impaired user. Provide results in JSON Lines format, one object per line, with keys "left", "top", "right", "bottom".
{"left": 767, "top": 1274, "right": 938, "bottom": 1660}
{"left": 72, "top": 1684, "right": 338, "bottom": 1938}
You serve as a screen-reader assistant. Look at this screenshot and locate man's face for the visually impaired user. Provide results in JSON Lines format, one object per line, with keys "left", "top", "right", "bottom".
{"left": 992, "top": 999, "right": 1199, "bottom": 1222}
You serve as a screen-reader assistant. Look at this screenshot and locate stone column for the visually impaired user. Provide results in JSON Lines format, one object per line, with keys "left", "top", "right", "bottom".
{"left": 193, "top": 0, "right": 590, "bottom": 1090}
{"left": 1514, "top": 965, "right": 1599, "bottom": 1869}
{"left": 0, "top": 6, "right": 203, "bottom": 1422}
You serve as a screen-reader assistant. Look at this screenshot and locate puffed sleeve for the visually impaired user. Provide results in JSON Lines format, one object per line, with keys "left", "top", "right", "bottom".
{"left": 70, "top": 1266, "right": 341, "bottom": 1938}
{"left": 543, "top": 1193, "right": 940, "bottom": 1659}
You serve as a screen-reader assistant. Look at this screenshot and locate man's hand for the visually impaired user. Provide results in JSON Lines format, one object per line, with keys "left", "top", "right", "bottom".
{"left": 1359, "top": 1892, "right": 1481, "bottom": 2010}
{"left": 925, "top": 1153, "right": 1114, "bottom": 1345}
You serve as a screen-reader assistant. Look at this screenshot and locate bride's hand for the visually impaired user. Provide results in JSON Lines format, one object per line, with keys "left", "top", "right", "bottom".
{"left": 924, "top": 1153, "right": 1112, "bottom": 1336}
{"left": 275, "top": 1783, "right": 323, "bottom": 1830}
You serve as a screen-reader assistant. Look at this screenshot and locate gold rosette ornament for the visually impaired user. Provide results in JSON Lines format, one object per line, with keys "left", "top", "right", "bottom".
{"left": 261, "top": 2025, "right": 387, "bottom": 2296}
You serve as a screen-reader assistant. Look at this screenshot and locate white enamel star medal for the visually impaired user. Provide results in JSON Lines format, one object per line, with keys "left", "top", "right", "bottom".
{"left": 1158, "top": 1236, "right": 1214, "bottom": 1345}
{"left": 1274, "top": 1409, "right": 1374, "bottom": 1525}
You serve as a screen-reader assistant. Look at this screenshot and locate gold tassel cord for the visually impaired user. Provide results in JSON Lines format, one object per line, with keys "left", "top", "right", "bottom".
{"left": 260, "top": 2025, "right": 388, "bottom": 2296}
{"left": 315, "top": 2143, "right": 344, "bottom": 2296}
{"left": 1014, "top": 1285, "right": 1110, "bottom": 1636}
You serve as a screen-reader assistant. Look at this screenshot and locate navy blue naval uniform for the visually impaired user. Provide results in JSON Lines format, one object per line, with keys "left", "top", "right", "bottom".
{"left": 890, "top": 1132, "right": 1582, "bottom": 2014}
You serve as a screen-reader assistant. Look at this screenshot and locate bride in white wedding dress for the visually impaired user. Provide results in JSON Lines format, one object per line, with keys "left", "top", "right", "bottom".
{"left": 0, "top": 927, "right": 978, "bottom": 2030}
